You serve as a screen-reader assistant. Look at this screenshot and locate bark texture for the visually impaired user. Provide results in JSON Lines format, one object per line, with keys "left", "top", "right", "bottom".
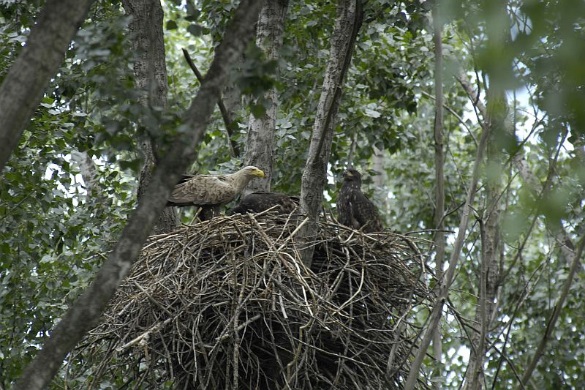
{"left": 0, "top": 0, "right": 94, "bottom": 172}
{"left": 298, "top": 0, "right": 363, "bottom": 266}
{"left": 244, "top": 0, "right": 289, "bottom": 194}
{"left": 14, "top": 2, "right": 262, "bottom": 388}
{"left": 123, "top": 0, "right": 178, "bottom": 234}
{"left": 431, "top": 3, "right": 445, "bottom": 387}
{"left": 463, "top": 90, "right": 507, "bottom": 390}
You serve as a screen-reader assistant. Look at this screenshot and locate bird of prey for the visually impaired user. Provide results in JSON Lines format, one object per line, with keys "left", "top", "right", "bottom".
{"left": 230, "top": 192, "right": 299, "bottom": 215}
{"left": 337, "top": 168, "right": 384, "bottom": 233}
{"left": 167, "top": 166, "right": 265, "bottom": 220}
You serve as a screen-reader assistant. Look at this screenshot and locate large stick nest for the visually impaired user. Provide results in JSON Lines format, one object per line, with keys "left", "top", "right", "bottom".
{"left": 79, "top": 211, "right": 432, "bottom": 389}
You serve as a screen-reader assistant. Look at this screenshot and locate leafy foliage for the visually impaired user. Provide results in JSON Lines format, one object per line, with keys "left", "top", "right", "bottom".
{"left": 0, "top": 2, "right": 137, "bottom": 384}
{"left": 3, "top": 0, "right": 585, "bottom": 388}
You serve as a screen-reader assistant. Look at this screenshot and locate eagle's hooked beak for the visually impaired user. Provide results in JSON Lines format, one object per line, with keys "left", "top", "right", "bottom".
{"left": 253, "top": 168, "right": 266, "bottom": 178}
{"left": 343, "top": 170, "right": 353, "bottom": 179}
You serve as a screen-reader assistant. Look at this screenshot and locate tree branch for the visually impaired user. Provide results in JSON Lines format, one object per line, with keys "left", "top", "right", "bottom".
{"left": 520, "top": 232, "right": 585, "bottom": 385}
{"left": 13, "top": 1, "right": 263, "bottom": 388}
{"left": 298, "top": 0, "right": 363, "bottom": 266}
{"left": 0, "top": 0, "right": 94, "bottom": 172}
{"left": 405, "top": 112, "right": 491, "bottom": 390}
{"left": 182, "top": 47, "right": 241, "bottom": 158}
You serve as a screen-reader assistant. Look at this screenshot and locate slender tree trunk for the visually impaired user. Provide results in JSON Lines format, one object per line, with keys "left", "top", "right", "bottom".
{"left": 405, "top": 101, "right": 492, "bottom": 390}
{"left": 122, "top": 0, "right": 178, "bottom": 234}
{"left": 462, "top": 90, "right": 507, "bottom": 390}
{"left": 298, "top": 0, "right": 363, "bottom": 266}
{"left": 0, "top": 0, "right": 94, "bottom": 172}
{"left": 182, "top": 48, "right": 242, "bottom": 158}
{"left": 520, "top": 235, "right": 584, "bottom": 386}
{"left": 244, "top": 0, "right": 289, "bottom": 194}
{"left": 431, "top": 2, "right": 445, "bottom": 387}
{"left": 459, "top": 3, "right": 509, "bottom": 385}
{"left": 13, "top": 2, "right": 263, "bottom": 388}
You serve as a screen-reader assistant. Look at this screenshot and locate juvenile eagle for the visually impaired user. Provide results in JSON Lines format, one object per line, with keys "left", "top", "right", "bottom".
{"left": 337, "top": 168, "right": 384, "bottom": 233}
{"left": 167, "top": 166, "right": 265, "bottom": 220}
{"left": 230, "top": 192, "right": 299, "bottom": 215}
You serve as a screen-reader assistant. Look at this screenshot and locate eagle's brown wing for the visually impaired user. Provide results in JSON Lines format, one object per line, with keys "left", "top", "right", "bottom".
{"left": 337, "top": 187, "right": 360, "bottom": 229}
{"left": 350, "top": 191, "right": 383, "bottom": 232}
{"left": 168, "top": 175, "right": 236, "bottom": 207}
{"left": 338, "top": 186, "right": 383, "bottom": 232}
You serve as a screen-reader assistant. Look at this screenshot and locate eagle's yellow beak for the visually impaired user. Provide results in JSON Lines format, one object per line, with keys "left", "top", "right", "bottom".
{"left": 253, "top": 168, "right": 266, "bottom": 178}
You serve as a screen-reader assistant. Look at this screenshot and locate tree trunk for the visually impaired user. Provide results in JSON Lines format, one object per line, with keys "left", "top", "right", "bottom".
{"left": 244, "top": 0, "right": 289, "bottom": 194}
{"left": 431, "top": 2, "right": 445, "bottom": 387}
{"left": 182, "top": 48, "right": 242, "bottom": 158}
{"left": 460, "top": 3, "right": 509, "bottom": 385}
{"left": 122, "top": 0, "right": 178, "bottom": 235}
{"left": 462, "top": 90, "right": 507, "bottom": 390}
{"left": 298, "top": 0, "right": 363, "bottom": 266}
{"left": 13, "top": 2, "right": 263, "bottom": 388}
{"left": 0, "top": 0, "right": 94, "bottom": 172}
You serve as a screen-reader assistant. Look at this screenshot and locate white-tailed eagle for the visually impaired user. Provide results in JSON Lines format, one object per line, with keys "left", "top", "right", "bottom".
{"left": 167, "top": 166, "right": 265, "bottom": 220}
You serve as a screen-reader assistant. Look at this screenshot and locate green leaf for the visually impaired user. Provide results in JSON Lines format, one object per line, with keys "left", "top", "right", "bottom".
{"left": 165, "top": 20, "right": 178, "bottom": 30}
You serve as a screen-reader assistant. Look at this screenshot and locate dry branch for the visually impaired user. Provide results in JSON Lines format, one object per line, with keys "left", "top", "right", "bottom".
{"left": 181, "top": 48, "right": 240, "bottom": 158}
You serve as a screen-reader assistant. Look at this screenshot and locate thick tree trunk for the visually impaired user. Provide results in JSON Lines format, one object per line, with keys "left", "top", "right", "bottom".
{"left": 13, "top": 2, "right": 262, "bottom": 388}
{"left": 0, "top": 0, "right": 94, "bottom": 172}
{"left": 244, "top": 0, "right": 289, "bottom": 194}
{"left": 122, "top": 0, "right": 178, "bottom": 235}
{"left": 298, "top": 0, "right": 363, "bottom": 266}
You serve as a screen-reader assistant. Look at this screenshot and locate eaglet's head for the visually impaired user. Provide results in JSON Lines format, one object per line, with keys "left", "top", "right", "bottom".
{"left": 342, "top": 168, "right": 362, "bottom": 183}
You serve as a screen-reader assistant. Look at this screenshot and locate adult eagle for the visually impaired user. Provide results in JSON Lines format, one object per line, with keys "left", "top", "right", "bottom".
{"left": 167, "top": 166, "right": 265, "bottom": 220}
{"left": 337, "top": 168, "right": 384, "bottom": 233}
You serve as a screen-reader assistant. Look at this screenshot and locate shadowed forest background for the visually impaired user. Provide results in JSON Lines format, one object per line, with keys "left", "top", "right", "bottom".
{"left": 2, "top": 0, "right": 585, "bottom": 389}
